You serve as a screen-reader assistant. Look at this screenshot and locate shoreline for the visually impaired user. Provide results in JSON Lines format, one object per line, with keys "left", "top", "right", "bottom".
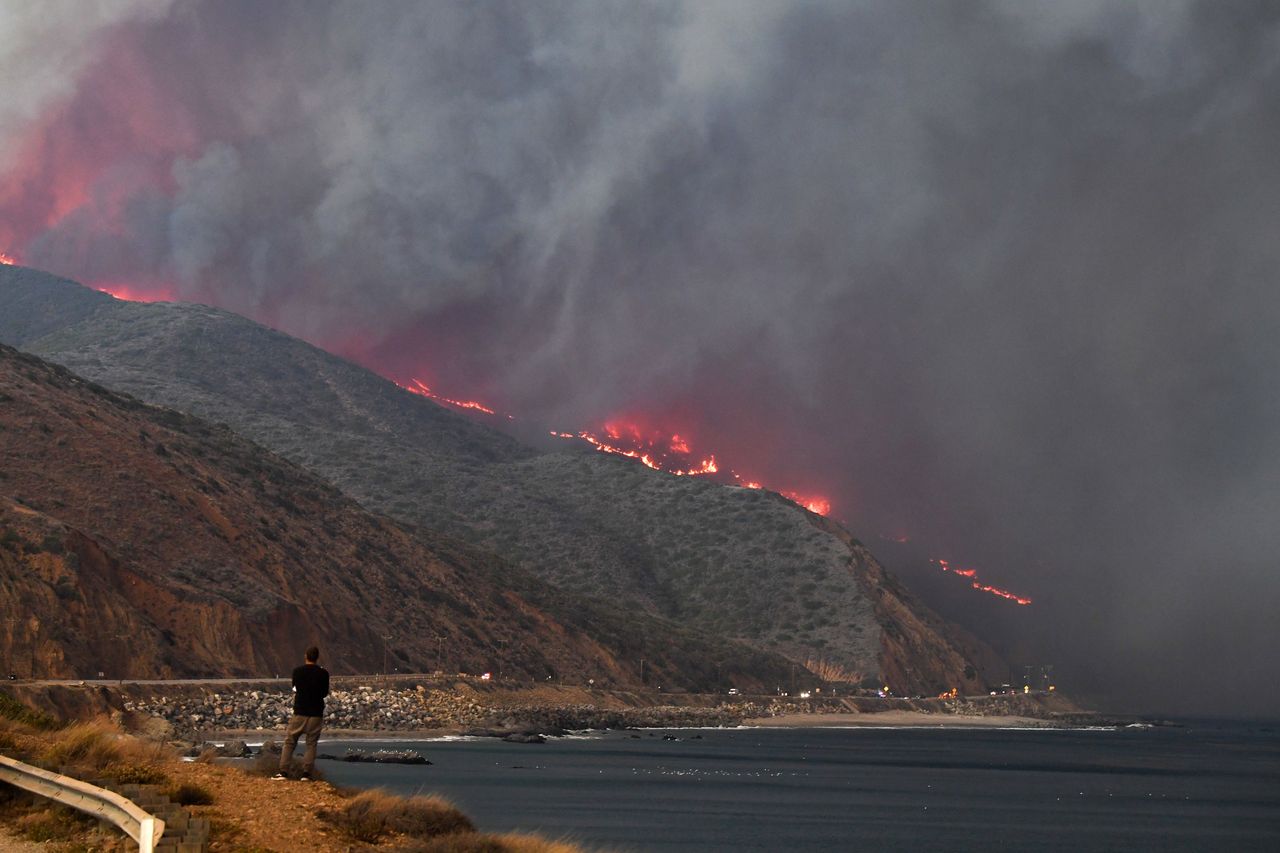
{"left": 199, "top": 709, "right": 1101, "bottom": 743}
{"left": 8, "top": 679, "right": 1126, "bottom": 742}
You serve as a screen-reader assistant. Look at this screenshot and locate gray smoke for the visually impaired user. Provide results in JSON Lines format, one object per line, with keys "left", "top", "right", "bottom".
{"left": 8, "top": 0, "right": 1280, "bottom": 714}
{"left": 0, "top": 0, "right": 175, "bottom": 170}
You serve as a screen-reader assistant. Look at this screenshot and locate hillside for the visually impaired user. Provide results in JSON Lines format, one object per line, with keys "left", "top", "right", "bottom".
{"left": 0, "top": 341, "right": 799, "bottom": 688}
{"left": 0, "top": 266, "right": 996, "bottom": 693}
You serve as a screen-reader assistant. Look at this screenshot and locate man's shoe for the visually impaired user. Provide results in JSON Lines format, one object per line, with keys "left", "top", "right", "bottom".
{"left": 299, "top": 772, "right": 312, "bottom": 782}
{"left": 271, "top": 772, "right": 287, "bottom": 780}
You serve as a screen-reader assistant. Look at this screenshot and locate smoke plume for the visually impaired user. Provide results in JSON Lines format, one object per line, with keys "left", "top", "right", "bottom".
{"left": 3, "top": 0, "right": 1278, "bottom": 714}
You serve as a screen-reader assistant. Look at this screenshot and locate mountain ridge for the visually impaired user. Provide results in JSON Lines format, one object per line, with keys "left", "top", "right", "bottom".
{"left": 0, "top": 340, "right": 796, "bottom": 688}
{"left": 0, "top": 265, "right": 999, "bottom": 694}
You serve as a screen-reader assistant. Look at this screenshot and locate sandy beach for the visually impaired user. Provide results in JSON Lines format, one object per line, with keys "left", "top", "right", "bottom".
{"left": 744, "top": 710, "right": 1063, "bottom": 728}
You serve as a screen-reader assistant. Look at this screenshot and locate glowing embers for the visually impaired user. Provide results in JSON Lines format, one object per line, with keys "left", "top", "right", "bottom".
{"left": 0, "top": 252, "right": 14, "bottom": 265}
{"left": 932, "top": 558, "right": 1031, "bottom": 606}
{"left": 402, "top": 378, "right": 509, "bottom": 418}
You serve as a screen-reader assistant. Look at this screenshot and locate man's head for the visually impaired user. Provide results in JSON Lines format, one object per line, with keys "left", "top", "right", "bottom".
{"left": 305, "top": 646, "right": 320, "bottom": 664}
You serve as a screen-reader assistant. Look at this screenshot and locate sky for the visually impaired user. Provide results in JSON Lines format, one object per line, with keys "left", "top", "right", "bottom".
{"left": 2, "top": 0, "right": 1278, "bottom": 715}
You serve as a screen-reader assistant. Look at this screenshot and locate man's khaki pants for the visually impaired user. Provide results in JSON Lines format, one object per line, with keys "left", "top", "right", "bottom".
{"left": 279, "top": 714, "right": 323, "bottom": 773}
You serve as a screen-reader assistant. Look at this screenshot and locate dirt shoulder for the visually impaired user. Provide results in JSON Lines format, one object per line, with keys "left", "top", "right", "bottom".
{"left": 174, "top": 761, "right": 356, "bottom": 852}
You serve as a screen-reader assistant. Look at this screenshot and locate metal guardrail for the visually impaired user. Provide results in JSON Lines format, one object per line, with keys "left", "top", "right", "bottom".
{"left": 0, "top": 754, "right": 164, "bottom": 852}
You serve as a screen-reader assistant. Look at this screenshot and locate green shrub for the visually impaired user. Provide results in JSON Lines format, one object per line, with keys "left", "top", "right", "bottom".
{"left": 0, "top": 691, "right": 58, "bottom": 729}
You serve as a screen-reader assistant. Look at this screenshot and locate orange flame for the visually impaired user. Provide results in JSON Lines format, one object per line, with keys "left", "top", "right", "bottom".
{"left": 970, "top": 583, "right": 1031, "bottom": 605}
{"left": 783, "top": 492, "right": 832, "bottom": 516}
{"left": 93, "top": 282, "right": 176, "bottom": 303}
{"left": 555, "top": 422, "right": 724, "bottom": 478}
{"left": 550, "top": 429, "right": 665, "bottom": 471}
{"left": 932, "top": 558, "right": 1031, "bottom": 605}
{"left": 402, "top": 378, "right": 506, "bottom": 418}
{"left": 0, "top": 252, "right": 15, "bottom": 265}
{"left": 550, "top": 421, "right": 832, "bottom": 515}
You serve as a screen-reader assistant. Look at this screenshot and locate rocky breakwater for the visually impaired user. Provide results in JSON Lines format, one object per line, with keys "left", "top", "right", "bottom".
{"left": 463, "top": 702, "right": 784, "bottom": 740}
{"left": 124, "top": 683, "right": 803, "bottom": 740}
{"left": 124, "top": 685, "right": 492, "bottom": 737}
{"left": 939, "top": 692, "right": 1128, "bottom": 726}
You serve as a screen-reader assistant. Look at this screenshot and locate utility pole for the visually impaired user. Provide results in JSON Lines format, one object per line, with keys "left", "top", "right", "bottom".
{"left": 640, "top": 658, "right": 647, "bottom": 685}
{"left": 382, "top": 634, "right": 393, "bottom": 684}
{"left": 29, "top": 618, "right": 39, "bottom": 680}
{"left": 3, "top": 617, "right": 17, "bottom": 679}
{"left": 432, "top": 635, "right": 448, "bottom": 675}
{"left": 112, "top": 634, "right": 129, "bottom": 685}
{"left": 496, "top": 638, "right": 508, "bottom": 682}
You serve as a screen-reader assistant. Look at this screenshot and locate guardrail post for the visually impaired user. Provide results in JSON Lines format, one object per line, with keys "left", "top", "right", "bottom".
{"left": 139, "top": 816, "right": 157, "bottom": 852}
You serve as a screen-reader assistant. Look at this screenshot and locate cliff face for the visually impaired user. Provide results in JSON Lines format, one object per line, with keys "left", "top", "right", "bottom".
{"left": 0, "top": 266, "right": 1000, "bottom": 694}
{"left": 810, "top": 516, "right": 1003, "bottom": 694}
{"left": 0, "top": 343, "right": 798, "bottom": 688}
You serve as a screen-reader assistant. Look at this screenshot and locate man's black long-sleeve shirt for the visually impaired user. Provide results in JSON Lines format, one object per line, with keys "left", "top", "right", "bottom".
{"left": 291, "top": 663, "right": 330, "bottom": 717}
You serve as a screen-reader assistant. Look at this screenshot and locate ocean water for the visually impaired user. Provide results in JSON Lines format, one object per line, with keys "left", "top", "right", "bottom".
{"left": 314, "top": 721, "right": 1279, "bottom": 852}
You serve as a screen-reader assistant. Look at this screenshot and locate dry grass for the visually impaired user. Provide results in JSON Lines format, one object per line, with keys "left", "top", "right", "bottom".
{"left": 14, "top": 805, "right": 83, "bottom": 843}
{"left": 0, "top": 714, "right": 593, "bottom": 852}
{"left": 168, "top": 781, "right": 215, "bottom": 806}
{"left": 37, "top": 719, "right": 176, "bottom": 783}
{"left": 39, "top": 720, "right": 125, "bottom": 768}
{"left": 248, "top": 745, "right": 282, "bottom": 776}
{"left": 0, "top": 798, "right": 130, "bottom": 851}
{"left": 99, "top": 760, "right": 169, "bottom": 785}
{"left": 323, "top": 788, "right": 475, "bottom": 843}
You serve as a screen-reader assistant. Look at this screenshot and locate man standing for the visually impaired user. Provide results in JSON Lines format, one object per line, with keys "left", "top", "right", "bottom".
{"left": 274, "top": 645, "right": 329, "bottom": 780}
